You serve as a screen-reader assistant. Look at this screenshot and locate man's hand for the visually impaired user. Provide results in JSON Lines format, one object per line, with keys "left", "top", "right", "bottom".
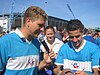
{"left": 38, "top": 49, "right": 55, "bottom": 70}
{"left": 43, "top": 49, "right": 55, "bottom": 63}
{"left": 75, "top": 68, "right": 99, "bottom": 75}
{"left": 63, "top": 69, "right": 73, "bottom": 75}
{"left": 75, "top": 69, "right": 87, "bottom": 75}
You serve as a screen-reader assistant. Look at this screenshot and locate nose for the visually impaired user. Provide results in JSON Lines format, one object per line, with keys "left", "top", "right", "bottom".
{"left": 40, "top": 27, "right": 44, "bottom": 31}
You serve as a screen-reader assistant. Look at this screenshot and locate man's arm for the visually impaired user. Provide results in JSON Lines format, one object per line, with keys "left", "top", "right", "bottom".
{"left": 38, "top": 50, "right": 55, "bottom": 70}
{"left": 53, "top": 65, "right": 73, "bottom": 75}
{"left": 53, "top": 65, "right": 62, "bottom": 75}
{"left": 92, "top": 68, "right": 99, "bottom": 75}
{"left": 75, "top": 68, "right": 99, "bottom": 75}
{"left": 38, "top": 60, "right": 47, "bottom": 70}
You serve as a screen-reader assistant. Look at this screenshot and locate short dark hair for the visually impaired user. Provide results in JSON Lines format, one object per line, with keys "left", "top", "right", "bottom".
{"left": 11, "top": 25, "right": 16, "bottom": 30}
{"left": 67, "top": 19, "right": 84, "bottom": 33}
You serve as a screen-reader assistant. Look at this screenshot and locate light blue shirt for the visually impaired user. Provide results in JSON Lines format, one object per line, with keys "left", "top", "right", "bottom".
{"left": 0, "top": 29, "right": 40, "bottom": 75}
{"left": 55, "top": 40, "right": 100, "bottom": 74}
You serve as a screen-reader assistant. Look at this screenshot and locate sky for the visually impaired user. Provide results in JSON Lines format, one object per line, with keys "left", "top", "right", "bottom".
{"left": 0, "top": 0, "right": 100, "bottom": 28}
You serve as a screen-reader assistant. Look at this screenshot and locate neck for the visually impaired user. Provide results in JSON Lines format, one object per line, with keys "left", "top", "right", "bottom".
{"left": 20, "top": 27, "right": 33, "bottom": 41}
{"left": 47, "top": 38, "right": 55, "bottom": 45}
{"left": 73, "top": 39, "right": 84, "bottom": 49}
{"left": 27, "top": 35, "right": 33, "bottom": 41}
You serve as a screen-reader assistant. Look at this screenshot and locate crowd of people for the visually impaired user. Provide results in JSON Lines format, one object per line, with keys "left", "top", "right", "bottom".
{"left": 0, "top": 6, "right": 100, "bottom": 75}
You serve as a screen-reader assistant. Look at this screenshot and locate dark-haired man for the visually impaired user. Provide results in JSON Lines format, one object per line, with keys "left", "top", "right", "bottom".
{"left": 54, "top": 19, "right": 100, "bottom": 75}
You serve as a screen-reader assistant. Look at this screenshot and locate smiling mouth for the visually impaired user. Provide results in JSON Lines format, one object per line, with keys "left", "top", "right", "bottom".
{"left": 49, "top": 37, "right": 53, "bottom": 39}
{"left": 72, "top": 41, "right": 80, "bottom": 45}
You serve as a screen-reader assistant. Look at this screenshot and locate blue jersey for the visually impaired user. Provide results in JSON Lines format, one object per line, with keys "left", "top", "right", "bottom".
{"left": 96, "top": 37, "right": 100, "bottom": 47}
{"left": 83, "top": 35, "right": 98, "bottom": 45}
{"left": 55, "top": 40, "right": 100, "bottom": 74}
{"left": 0, "top": 32, "right": 40, "bottom": 75}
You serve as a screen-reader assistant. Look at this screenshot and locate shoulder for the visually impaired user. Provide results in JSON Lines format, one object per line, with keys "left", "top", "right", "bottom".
{"left": 86, "top": 40, "right": 98, "bottom": 47}
{"left": 0, "top": 33, "right": 18, "bottom": 43}
{"left": 55, "top": 38, "right": 64, "bottom": 44}
{"left": 85, "top": 40, "right": 100, "bottom": 52}
{"left": 59, "top": 41, "right": 71, "bottom": 50}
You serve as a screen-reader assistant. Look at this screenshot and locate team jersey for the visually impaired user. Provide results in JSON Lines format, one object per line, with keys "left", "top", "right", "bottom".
{"left": 0, "top": 29, "right": 40, "bottom": 75}
{"left": 96, "top": 37, "right": 100, "bottom": 47}
{"left": 55, "top": 40, "right": 100, "bottom": 74}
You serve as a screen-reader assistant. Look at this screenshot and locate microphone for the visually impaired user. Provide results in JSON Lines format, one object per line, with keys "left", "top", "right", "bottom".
{"left": 39, "top": 37, "right": 50, "bottom": 54}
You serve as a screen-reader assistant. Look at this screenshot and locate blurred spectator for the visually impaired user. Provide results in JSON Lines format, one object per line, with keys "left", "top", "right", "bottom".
{"left": 62, "top": 30, "right": 68, "bottom": 43}
{"left": 95, "top": 28, "right": 100, "bottom": 47}
{"left": 92, "top": 32, "right": 98, "bottom": 39}
{"left": 39, "top": 26, "right": 64, "bottom": 75}
{"left": 9, "top": 25, "right": 16, "bottom": 33}
{"left": 83, "top": 28, "right": 98, "bottom": 45}
{"left": 55, "top": 27, "right": 63, "bottom": 41}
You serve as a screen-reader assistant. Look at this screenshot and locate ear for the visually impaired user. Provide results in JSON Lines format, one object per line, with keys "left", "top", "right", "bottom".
{"left": 25, "top": 19, "right": 31, "bottom": 28}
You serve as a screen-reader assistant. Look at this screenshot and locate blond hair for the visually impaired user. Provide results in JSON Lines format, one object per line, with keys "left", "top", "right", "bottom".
{"left": 23, "top": 6, "right": 48, "bottom": 24}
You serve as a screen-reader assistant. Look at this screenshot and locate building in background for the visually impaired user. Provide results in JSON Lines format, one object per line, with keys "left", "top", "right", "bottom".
{"left": 0, "top": 13, "right": 68, "bottom": 32}
{"left": 48, "top": 16, "right": 68, "bottom": 30}
{"left": 0, "top": 16, "right": 9, "bottom": 33}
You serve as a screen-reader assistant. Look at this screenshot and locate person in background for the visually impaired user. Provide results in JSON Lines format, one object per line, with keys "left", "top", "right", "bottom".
{"left": 0, "top": 32, "right": 2, "bottom": 37}
{"left": 62, "top": 30, "right": 68, "bottom": 43}
{"left": 83, "top": 29, "right": 98, "bottom": 45}
{"left": 1, "top": 31, "right": 6, "bottom": 36}
{"left": 0, "top": 6, "right": 55, "bottom": 75}
{"left": 92, "top": 32, "right": 98, "bottom": 40}
{"left": 39, "top": 26, "right": 64, "bottom": 75}
{"left": 53, "top": 19, "right": 100, "bottom": 75}
{"left": 95, "top": 28, "right": 100, "bottom": 47}
{"left": 9, "top": 25, "right": 16, "bottom": 33}
{"left": 55, "top": 27, "right": 64, "bottom": 41}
